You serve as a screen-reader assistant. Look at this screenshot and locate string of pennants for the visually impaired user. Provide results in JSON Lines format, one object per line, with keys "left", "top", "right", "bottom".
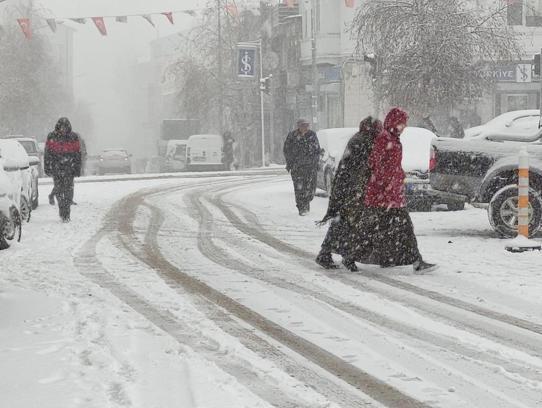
{"left": 13, "top": 0, "right": 357, "bottom": 40}
{"left": 13, "top": 4, "right": 244, "bottom": 40}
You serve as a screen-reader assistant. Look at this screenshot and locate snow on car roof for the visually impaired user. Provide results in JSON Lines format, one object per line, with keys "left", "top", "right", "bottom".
{"left": 318, "top": 126, "right": 437, "bottom": 172}
{"left": 0, "top": 139, "right": 30, "bottom": 169}
{"left": 484, "top": 110, "right": 540, "bottom": 127}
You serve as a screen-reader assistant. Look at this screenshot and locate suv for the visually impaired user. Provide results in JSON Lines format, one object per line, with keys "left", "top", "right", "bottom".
{"left": 430, "top": 131, "right": 542, "bottom": 237}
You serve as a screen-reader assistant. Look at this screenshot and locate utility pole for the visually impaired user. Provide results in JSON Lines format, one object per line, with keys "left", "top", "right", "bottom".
{"left": 217, "top": 0, "right": 224, "bottom": 134}
{"left": 311, "top": 0, "right": 319, "bottom": 129}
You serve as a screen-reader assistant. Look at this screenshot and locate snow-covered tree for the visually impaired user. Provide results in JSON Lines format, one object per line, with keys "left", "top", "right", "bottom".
{"left": 350, "top": 0, "right": 521, "bottom": 117}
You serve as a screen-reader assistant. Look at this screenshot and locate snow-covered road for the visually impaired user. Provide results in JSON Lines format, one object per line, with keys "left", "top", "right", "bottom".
{"left": 1, "top": 173, "right": 542, "bottom": 408}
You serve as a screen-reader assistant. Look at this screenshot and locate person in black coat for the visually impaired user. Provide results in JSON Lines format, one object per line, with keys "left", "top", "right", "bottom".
{"left": 315, "top": 116, "right": 382, "bottom": 271}
{"left": 222, "top": 131, "right": 235, "bottom": 171}
{"left": 44, "top": 117, "right": 82, "bottom": 222}
{"left": 283, "top": 119, "right": 321, "bottom": 216}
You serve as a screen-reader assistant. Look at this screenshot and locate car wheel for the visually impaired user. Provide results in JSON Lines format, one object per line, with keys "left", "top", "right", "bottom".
{"left": 488, "top": 185, "right": 542, "bottom": 238}
{"left": 324, "top": 171, "right": 333, "bottom": 197}
{"left": 447, "top": 201, "right": 465, "bottom": 211}
{"left": 20, "top": 197, "right": 31, "bottom": 223}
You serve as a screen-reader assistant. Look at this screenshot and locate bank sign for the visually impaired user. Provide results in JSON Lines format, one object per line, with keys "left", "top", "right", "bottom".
{"left": 483, "top": 64, "right": 532, "bottom": 83}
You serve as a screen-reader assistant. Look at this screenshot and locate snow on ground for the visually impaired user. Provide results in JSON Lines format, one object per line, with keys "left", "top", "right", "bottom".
{"left": 0, "top": 178, "right": 282, "bottom": 408}
{"left": 2, "top": 173, "right": 542, "bottom": 408}
{"left": 226, "top": 180, "right": 542, "bottom": 324}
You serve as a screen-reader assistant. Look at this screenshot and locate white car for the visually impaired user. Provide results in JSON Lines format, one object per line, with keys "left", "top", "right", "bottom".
{"left": 0, "top": 164, "right": 21, "bottom": 249}
{"left": 317, "top": 127, "right": 465, "bottom": 211}
{"left": 0, "top": 139, "right": 33, "bottom": 221}
{"left": 464, "top": 110, "right": 540, "bottom": 141}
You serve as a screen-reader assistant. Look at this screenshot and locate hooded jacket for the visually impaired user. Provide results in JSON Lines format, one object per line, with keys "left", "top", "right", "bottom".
{"left": 320, "top": 117, "right": 382, "bottom": 224}
{"left": 44, "top": 118, "right": 82, "bottom": 177}
{"left": 364, "top": 108, "right": 408, "bottom": 209}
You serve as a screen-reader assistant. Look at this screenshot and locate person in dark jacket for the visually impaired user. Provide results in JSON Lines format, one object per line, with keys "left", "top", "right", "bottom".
{"left": 420, "top": 115, "right": 439, "bottom": 136}
{"left": 44, "top": 117, "right": 82, "bottom": 222}
{"left": 363, "top": 108, "right": 436, "bottom": 274}
{"left": 49, "top": 135, "right": 87, "bottom": 206}
{"left": 448, "top": 116, "right": 464, "bottom": 139}
{"left": 222, "top": 131, "right": 235, "bottom": 171}
{"left": 315, "top": 116, "right": 382, "bottom": 271}
{"left": 283, "top": 119, "right": 321, "bottom": 216}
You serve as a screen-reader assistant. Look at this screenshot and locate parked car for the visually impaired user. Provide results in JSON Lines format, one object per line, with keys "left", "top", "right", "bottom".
{"left": 97, "top": 149, "right": 132, "bottom": 175}
{"left": 186, "top": 134, "right": 224, "bottom": 171}
{"left": 430, "top": 133, "right": 542, "bottom": 238}
{"left": 0, "top": 165, "right": 22, "bottom": 249}
{"left": 464, "top": 110, "right": 540, "bottom": 141}
{"left": 317, "top": 127, "right": 465, "bottom": 212}
{"left": 0, "top": 139, "right": 33, "bottom": 222}
{"left": 5, "top": 137, "right": 41, "bottom": 208}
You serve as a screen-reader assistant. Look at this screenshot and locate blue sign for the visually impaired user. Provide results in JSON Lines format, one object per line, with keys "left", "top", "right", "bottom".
{"left": 238, "top": 47, "right": 257, "bottom": 78}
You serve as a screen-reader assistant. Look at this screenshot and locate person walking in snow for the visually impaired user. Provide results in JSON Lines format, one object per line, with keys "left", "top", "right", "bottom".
{"left": 363, "top": 108, "right": 436, "bottom": 274}
{"left": 222, "top": 131, "right": 236, "bottom": 171}
{"left": 49, "top": 135, "right": 86, "bottom": 206}
{"left": 44, "top": 118, "right": 82, "bottom": 223}
{"left": 315, "top": 116, "right": 382, "bottom": 271}
{"left": 283, "top": 119, "right": 321, "bottom": 216}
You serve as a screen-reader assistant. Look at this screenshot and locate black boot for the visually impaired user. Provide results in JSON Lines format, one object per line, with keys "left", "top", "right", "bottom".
{"left": 342, "top": 257, "right": 358, "bottom": 272}
{"left": 413, "top": 260, "right": 438, "bottom": 274}
{"left": 315, "top": 252, "right": 339, "bottom": 270}
{"left": 48, "top": 194, "right": 55, "bottom": 206}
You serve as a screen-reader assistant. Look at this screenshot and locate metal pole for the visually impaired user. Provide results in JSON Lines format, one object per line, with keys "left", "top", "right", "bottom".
{"left": 217, "top": 0, "right": 224, "bottom": 134}
{"left": 311, "top": 0, "right": 319, "bottom": 129}
{"left": 259, "top": 39, "right": 266, "bottom": 167}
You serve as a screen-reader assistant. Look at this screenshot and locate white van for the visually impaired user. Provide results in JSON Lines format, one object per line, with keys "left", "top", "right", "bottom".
{"left": 186, "top": 134, "right": 224, "bottom": 171}
{"left": 0, "top": 139, "right": 32, "bottom": 221}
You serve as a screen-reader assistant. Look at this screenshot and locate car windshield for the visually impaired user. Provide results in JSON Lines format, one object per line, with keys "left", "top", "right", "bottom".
{"left": 17, "top": 141, "right": 37, "bottom": 154}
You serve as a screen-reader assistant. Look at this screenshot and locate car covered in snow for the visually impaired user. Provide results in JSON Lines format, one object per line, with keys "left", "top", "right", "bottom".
{"left": 0, "top": 164, "right": 22, "bottom": 249}
{"left": 464, "top": 110, "right": 540, "bottom": 141}
{"left": 317, "top": 127, "right": 466, "bottom": 211}
{"left": 0, "top": 139, "right": 33, "bottom": 222}
{"left": 3, "top": 136, "right": 41, "bottom": 208}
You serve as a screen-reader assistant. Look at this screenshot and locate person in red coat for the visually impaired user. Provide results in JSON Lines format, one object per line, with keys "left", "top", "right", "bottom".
{"left": 364, "top": 108, "right": 436, "bottom": 274}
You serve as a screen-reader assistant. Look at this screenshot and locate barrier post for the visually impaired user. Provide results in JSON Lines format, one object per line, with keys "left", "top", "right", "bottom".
{"left": 506, "top": 147, "right": 541, "bottom": 252}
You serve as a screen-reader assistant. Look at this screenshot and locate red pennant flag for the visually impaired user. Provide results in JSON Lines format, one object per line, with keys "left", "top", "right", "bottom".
{"left": 46, "top": 19, "right": 57, "bottom": 33}
{"left": 142, "top": 15, "right": 155, "bottom": 27}
{"left": 162, "top": 12, "right": 174, "bottom": 25}
{"left": 345, "top": 0, "right": 355, "bottom": 7}
{"left": 284, "top": 0, "right": 295, "bottom": 8}
{"left": 225, "top": 3, "right": 239, "bottom": 18}
{"left": 17, "top": 18, "right": 31, "bottom": 39}
{"left": 92, "top": 17, "right": 107, "bottom": 36}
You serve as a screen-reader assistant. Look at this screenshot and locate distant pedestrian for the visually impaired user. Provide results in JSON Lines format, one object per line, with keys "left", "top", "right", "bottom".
{"left": 420, "top": 115, "right": 439, "bottom": 136}
{"left": 222, "top": 131, "right": 236, "bottom": 171}
{"left": 364, "top": 108, "right": 436, "bottom": 274}
{"left": 44, "top": 118, "right": 82, "bottom": 223}
{"left": 283, "top": 119, "right": 321, "bottom": 216}
{"left": 316, "top": 116, "right": 382, "bottom": 271}
{"left": 448, "top": 116, "right": 465, "bottom": 139}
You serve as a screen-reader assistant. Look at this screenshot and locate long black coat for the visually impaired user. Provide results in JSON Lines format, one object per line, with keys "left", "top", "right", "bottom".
{"left": 321, "top": 130, "right": 376, "bottom": 224}
{"left": 44, "top": 119, "right": 82, "bottom": 178}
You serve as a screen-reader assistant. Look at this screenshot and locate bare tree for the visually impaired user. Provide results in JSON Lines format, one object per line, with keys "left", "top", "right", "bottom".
{"left": 350, "top": 0, "right": 521, "bottom": 117}
{"left": 0, "top": 19, "right": 68, "bottom": 138}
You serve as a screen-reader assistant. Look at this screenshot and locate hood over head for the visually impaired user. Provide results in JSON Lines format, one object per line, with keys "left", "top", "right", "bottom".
{"left": 359, "top": 116, "right": 383, "bottom": 137}
{"left": 384, "top": 108, "right": 408, "bottom": 133}
{"left": 55, "top": 117, "right": 72, "bottom": 134}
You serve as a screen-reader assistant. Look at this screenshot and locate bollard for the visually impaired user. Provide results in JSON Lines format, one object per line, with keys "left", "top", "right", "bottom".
{"left": 505, "top": 147, "right": 541, "bottom": 252}
{"left": 518, "top": 148, "right": 530, "bottom": 238}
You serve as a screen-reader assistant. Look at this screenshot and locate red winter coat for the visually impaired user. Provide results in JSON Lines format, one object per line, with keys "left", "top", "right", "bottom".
{"left": 364, "top": 108, "right": 408, "bottom": 209}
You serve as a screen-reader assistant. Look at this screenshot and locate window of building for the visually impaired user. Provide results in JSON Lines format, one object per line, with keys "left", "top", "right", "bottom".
{"left": 526, "top": 0, "right": 542, "bottom": 26}
{"left": 507, "top": 0, "right": 523, "bottom": 26}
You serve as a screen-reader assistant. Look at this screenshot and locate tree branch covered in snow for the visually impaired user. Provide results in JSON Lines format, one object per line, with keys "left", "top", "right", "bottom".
{"left": 349, "top": 0, "right": 522, "bottom": 116}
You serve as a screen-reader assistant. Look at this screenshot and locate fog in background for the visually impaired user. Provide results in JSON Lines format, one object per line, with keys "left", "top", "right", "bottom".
{"left": 44, "top": 0, "right": 203, "bottom": 157}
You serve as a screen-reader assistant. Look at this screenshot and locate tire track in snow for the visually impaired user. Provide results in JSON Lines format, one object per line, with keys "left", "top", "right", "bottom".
{"left": 116, "top": 182, "right": 431, "bottom": 408}
{"left": 210, "top": 184, "right": 542, "bottom": 356}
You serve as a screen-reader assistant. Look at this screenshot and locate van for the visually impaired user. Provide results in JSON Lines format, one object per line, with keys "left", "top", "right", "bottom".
{"left": 186, "top": 134, "right": 224, "bottom": 171}
{"left": 165, "top": 140, "right": 188, "bottom": 172}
